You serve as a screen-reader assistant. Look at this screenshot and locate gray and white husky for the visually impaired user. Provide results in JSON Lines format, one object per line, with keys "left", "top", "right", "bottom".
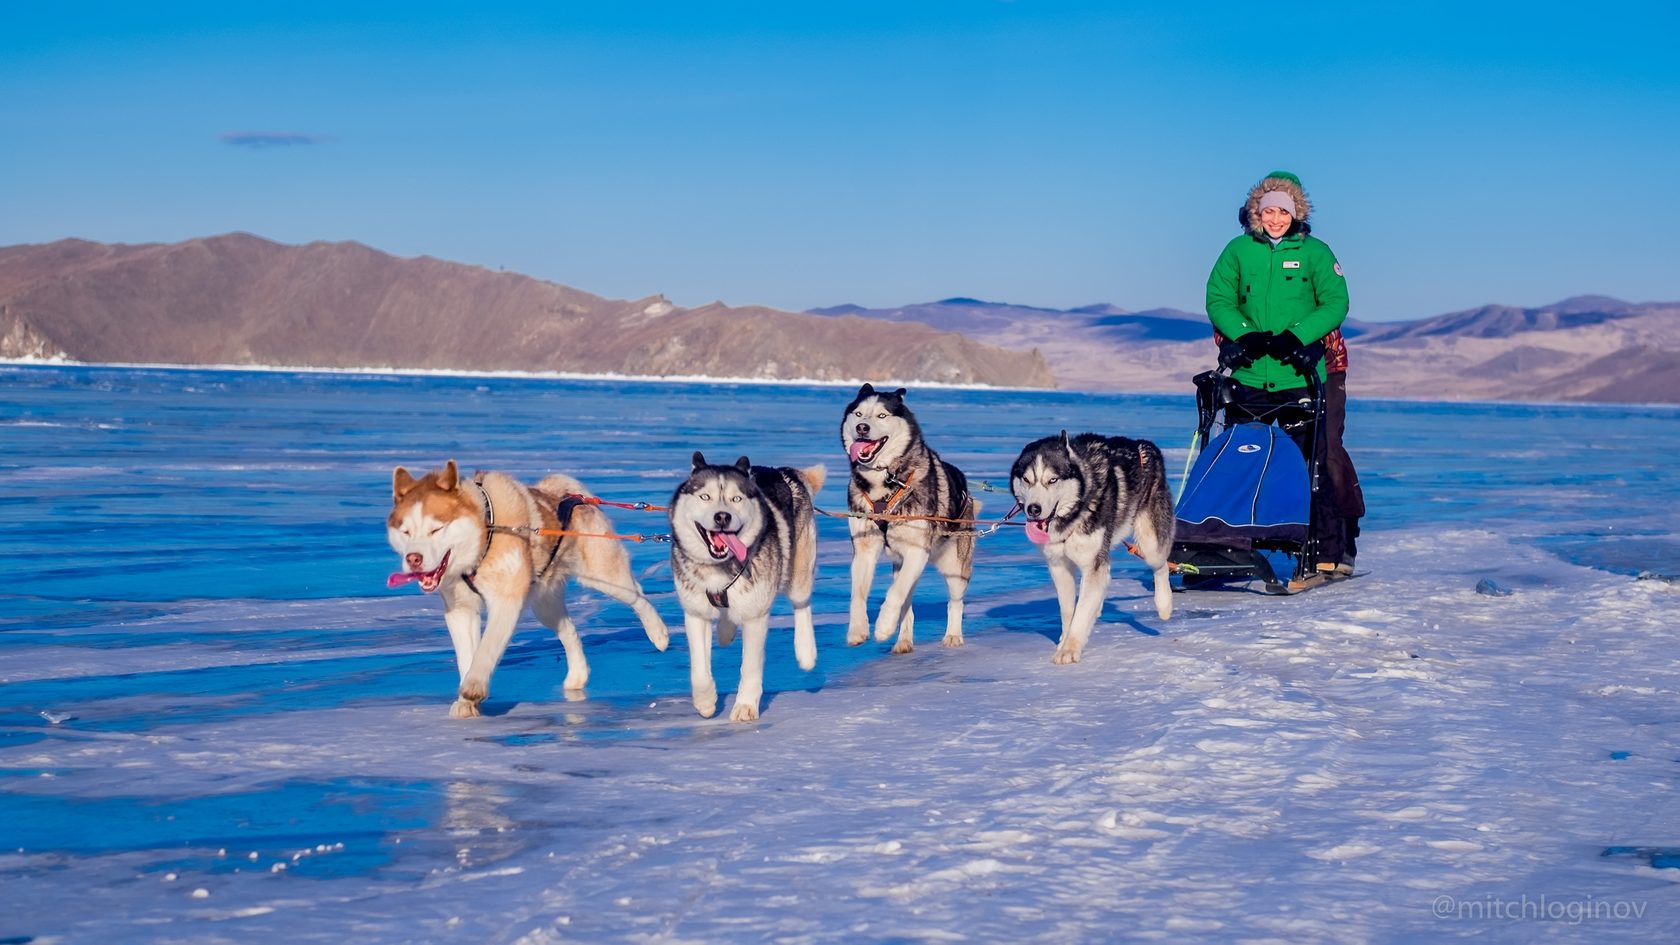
{"left": 840, "top": 384, "right": 978, "bottom": 653}
{"left": 669, "top": 452, "right": 825, "bottom": 721}
{"left": 1010, "top": 432, "right": 1175, "bottom": 663}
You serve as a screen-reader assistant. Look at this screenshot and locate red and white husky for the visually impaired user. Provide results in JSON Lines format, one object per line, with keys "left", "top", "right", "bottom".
{"left": 386, "top": 460, "right": 668, "bottom": 717}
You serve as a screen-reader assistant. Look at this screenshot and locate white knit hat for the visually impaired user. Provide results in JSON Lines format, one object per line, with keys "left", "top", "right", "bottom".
{"left": 1257, "top": 190, "right": 1295, "bottom": 216}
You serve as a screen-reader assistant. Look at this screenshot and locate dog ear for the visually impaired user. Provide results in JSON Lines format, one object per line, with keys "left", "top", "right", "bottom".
{"left": 392, "top": 467, "right": 417, "bottom": 501}
{"left": 692, "top": 451, "right": 707, "bottom": 470}
{"left": 1059, "top": 430, "right": 1070, "bottom": 447}
{"left": 894, "top": 387, "right": 908, "bottom": 398}
{"left": 438, "top": 460, "right": 459, "bottom": 491}
{"left": 734, "top": 456, "right": 751, "bottom": 473}
{"left": 858, "top": 382, "right": 874, "bottom": 397}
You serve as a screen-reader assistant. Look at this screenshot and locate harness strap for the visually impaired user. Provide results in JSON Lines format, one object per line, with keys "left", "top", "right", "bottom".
{"left": 705, "top": 558, "right": 749, "bottom": 609}
{"left": 532, "top": 494, "right": 587, "bottom": 581}
{"left": 460, "top": 474, "right": 500, "bottom": 598}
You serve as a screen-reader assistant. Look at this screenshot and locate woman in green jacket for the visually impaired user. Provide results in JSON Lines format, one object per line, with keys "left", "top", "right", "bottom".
{"left": 1205, "top": 170, "right": 1356, "bottom": 581}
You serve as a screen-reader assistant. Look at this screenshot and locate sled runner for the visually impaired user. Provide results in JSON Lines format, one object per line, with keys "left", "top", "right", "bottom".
{"left": 1171, "top": 366, "right": 1345, "bottom": 594}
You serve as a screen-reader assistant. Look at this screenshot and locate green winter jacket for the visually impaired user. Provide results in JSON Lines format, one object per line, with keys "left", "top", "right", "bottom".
{"left": 1206, "top": 230, "right": 1349, "bottom": 391}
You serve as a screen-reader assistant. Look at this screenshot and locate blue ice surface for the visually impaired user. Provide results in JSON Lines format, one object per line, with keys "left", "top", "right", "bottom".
{"left": 2, "top": 363, "right": 1678, "bottom": 890}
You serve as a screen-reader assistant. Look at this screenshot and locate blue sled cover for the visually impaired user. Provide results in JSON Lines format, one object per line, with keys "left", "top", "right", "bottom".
{"left": 1175, "top": 421, "right": 1309, "bottom": 544}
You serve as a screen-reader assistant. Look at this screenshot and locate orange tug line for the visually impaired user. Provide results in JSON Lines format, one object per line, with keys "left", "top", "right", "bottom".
{"left": 524, "top": 487, "right": 1193, "bottom": 572}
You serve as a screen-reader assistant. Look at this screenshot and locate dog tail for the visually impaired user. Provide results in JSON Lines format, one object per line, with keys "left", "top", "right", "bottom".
{"left": 795, "top": 464, "right": 827, "bottom": 494}
{"left": 535, "top": 473, "right": 591, "bottom": 498}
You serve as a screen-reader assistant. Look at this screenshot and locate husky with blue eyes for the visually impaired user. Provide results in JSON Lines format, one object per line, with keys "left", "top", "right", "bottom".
{"left": 669, "top": 452, "right": 825, "bottom": 722}
{"left": 1010, "top": 432, "right": 1176, "bottom": 664}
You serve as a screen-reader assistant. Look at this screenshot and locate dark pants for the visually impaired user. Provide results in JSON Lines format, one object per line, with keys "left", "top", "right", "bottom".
{"left": 1321, "top": 372, "right": 1364, "bottom": 563}
{"left": 1225, "top": 376, "right": 1361, "bottom": 567}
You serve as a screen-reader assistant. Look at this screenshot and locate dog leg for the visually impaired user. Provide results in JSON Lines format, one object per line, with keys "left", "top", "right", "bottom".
{"left": 790, "top": 523, "right": 819, "bottom": 670}
{"left": 455, "top": 599, "right": 522, "bottom": 716}
{"left": 730, "top": 615, "right": 770, "bottom": 722}
{"left": 877, "top": 546, "right": 929, "bottom": 652}
{"left": 530, "top": 584, "right": 588, "bottom": 693}
{"left": 939, "top": 572, "right": 967, "bottom": 647}
{"left": 442, "top": 600, "right": 481, "bottom": 683}
{"left": 716, "top": 612, "right": 737, "bottom": 648}
{"left": 578, "top": 575, "right": 671, "bottom": 652}
{"left": 847, "top": 529, "right": 884, "bottom": 646}
{"left": 1053, "top": 563, "right": 1110, "bottom": 665}
{"left": 684, "top": 613, "right": 717, "bottom": 718}
{"left": 1130, "top": 515, "right": 1175, "bottom": 621}
{"left": 1152, "top": 564, "right": 1174, "bottom": 621}
{"left": 1046, "top": 553, "right": 1078, "bottom": 639}
{"left": 890, "top": 605, "right": 916, "bottom": 655}
{"left": 931, "top": 539, "right": 969, "bottom": 647}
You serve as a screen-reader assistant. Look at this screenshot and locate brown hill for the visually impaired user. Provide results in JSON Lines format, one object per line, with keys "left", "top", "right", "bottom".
{"left": 0, "top": 234, "right": 1055, "bottom": 388}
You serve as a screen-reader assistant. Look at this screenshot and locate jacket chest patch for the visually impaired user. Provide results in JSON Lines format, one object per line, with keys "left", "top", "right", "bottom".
{"left": 1281, "top": 260, "right": 1301, "bottom": 269}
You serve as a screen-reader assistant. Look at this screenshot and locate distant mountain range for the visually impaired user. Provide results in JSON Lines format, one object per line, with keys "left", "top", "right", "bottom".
{"left": 811, "top": 296, "right": 1680, "bottom": 404}
{"left": 3, "top": 234, "right": 1674, "bottom": 402}
{"left": 0, "top": 235, "right": 1054, "bottom": 388}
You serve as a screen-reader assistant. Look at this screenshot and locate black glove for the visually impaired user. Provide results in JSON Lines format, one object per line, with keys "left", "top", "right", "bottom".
{"left": 1234, "top": 331, "right": 1274, "bottom": 358}
{"left": 1282, "top": 340, "right": 1326, "bottom": 375}
{"left": 1217, "top": 339, "right": 1252, "bottom": 370}
{"left": 1264, "top": 330, "right": 1305, "bottom": 360}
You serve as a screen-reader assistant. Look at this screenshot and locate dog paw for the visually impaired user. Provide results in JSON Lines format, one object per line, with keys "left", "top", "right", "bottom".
{"left": 941, "top": 633, "right": 964, "bottom": 648}
{"left": 729, "top": 699, "right": 760, "bottom": 722}
{"left": 890, "top": 637, "right": 914, "bottom": 655}
{"left": 647, "top": 628, "right": 670, "bottom": 652}
{"left": 448, "top": 698, "right": 482, "bottom": 719}
{"left": 459, "top": 679, "right": 488, "bottom": 703}
{"left": 1051, "top": 647, "right": 1081, "bottom": 665}
{"left": 795, "top": 647, "right": 817, "bottom": 672}
{"left": 873, "top": 621, "right": 897, "bottom": 643}
{"left": 693, "top": 687, "right": 718, "bottom": 719}
{"left": 563, "top": 672, "right": 588, "bottom": 692}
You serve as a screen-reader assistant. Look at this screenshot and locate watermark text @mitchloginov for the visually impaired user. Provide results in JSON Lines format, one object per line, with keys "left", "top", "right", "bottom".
{"left": 1433, "top": 894, "right": 1648, "bottom": 925}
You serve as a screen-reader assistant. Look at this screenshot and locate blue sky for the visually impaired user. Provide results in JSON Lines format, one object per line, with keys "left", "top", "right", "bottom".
{"left": 5, "top": 1, "right": 1677, "bottom": 320}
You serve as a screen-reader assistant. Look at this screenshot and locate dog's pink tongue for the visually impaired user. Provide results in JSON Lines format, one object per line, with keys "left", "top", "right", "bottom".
{"left": 387, "top": 571, "right": 422, "bottom": 588}
{"left": 720, "top": 532, "right": 749, "bottom": 562}
{"left": 848, "top": 438, "right": 878, "bottom": 464}
{"left": 1025, "top": 520, "right": 1051, "bottom": 545}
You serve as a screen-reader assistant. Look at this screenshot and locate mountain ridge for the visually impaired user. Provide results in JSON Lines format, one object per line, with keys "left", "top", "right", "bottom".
{"left": 0, "top": 234, "right": 1054, "bottom": 388}
{"left": 814, "top": 295, "right": 1680, "bottom": 403}
{"left": 5, "top": 233, "right": 1675, "bottom": 402}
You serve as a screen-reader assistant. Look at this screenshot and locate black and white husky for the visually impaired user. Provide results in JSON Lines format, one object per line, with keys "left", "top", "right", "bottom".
{"left": 840, "top": 384, "right": 978, "bottom": 653}
{"left": 669, "top": 453, "right": 825, "bottom": 721}
{"left": 1010, "top": 432, "right": 1175, "bottom": 663}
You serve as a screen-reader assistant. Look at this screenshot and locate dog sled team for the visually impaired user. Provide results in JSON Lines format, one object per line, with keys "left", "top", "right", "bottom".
{"left": 387, "top": 170, "right": 1364, "bottom": 721}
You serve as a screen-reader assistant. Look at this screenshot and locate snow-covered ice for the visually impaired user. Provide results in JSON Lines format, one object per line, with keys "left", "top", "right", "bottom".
{"left": 1, "top": 365, "right": 1677, "bottom": 943}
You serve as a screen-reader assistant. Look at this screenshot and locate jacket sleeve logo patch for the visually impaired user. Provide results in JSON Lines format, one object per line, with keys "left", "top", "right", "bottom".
{"left": 1282, "top": 260, "right": 1301, "bottom": 269}
{"left": 1333, "top": 261, "right": 1344, "bottom": 276}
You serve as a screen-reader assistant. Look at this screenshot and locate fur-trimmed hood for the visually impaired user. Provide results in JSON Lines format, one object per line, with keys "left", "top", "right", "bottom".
{"left": 1240, "top": 171, "right": 1311, "bottom": 237}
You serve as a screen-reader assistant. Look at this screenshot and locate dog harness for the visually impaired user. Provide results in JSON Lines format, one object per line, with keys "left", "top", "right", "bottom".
{"left": 461, "top": 476, "right": 498, "bottom": 597}
{"left": 705, "top": 555, "right": 750, "bottom": 609}
{"left": 460, "top": 474, "right": 575, "bottom": 596}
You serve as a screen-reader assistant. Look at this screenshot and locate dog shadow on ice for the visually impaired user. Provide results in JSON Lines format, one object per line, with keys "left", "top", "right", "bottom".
{"left": 983, "top": 594, "right": 1163, "bottom": 642}
{"left": 465, "top": 623, "right": 830, "bottom": 721}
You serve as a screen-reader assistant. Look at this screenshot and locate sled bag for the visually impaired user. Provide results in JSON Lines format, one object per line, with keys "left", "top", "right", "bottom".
{"left": 1175, "top": 421, "right": 1309, "bottom": 543}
